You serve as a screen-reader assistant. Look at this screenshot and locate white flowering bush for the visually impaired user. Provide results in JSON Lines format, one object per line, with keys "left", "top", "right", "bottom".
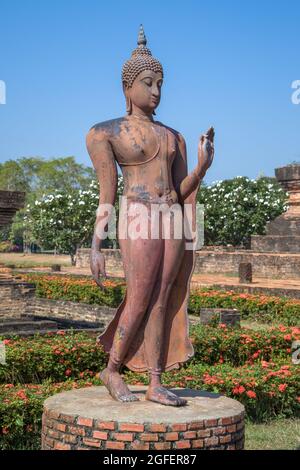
{"left": 197, "top": 176, "right": 289, "bottom": 247}
{"left": 26, "top": 182, "right": 100, "bottom": 264}
{"left": 26, "top": 176, "right": 125, "bottom": 262}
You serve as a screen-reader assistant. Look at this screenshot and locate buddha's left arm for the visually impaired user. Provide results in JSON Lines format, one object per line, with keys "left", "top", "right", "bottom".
{"left": 172, "top": 133, "right": 206, "bottom": 203}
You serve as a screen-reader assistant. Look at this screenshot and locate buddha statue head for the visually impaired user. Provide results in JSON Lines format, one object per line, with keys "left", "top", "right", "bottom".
{"left": 122, "top": 25, "right": 164, "bottom": 115}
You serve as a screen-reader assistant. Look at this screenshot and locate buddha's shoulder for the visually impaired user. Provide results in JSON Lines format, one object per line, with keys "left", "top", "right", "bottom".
{"left": 155, "top": 121, "right": 186, "bottom": 145}
{"left": 87, "top": 117, "right": 126, "bottom": 142}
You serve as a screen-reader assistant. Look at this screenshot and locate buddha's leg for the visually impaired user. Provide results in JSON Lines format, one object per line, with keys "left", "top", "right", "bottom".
{"left": 144, "top": 211, "right": 187, "bottom": 406}
{"left": 100, "top": 216, "right": 164, "bottom": 402}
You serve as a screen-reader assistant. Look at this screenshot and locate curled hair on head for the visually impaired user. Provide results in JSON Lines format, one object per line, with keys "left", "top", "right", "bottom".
{"left": 122, "top": 25, "right": 163, "bottom": 89}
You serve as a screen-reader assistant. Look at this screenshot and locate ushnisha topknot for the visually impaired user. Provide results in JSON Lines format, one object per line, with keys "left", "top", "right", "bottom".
{"left": 122, "top": 25, "right": 163, "bottom": 88}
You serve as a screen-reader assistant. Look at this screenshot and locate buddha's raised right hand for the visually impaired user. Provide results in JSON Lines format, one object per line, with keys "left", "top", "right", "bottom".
{"left": 90, "top": 249, "right": 107, "bottom": 291}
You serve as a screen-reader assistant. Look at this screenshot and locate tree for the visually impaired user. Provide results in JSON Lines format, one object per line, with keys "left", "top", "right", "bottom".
{"left": 0, "top": 156, "right": 96, "bottom": 194}
{"left": 197, "top": 176, "right": 289, "bottom": 247}
{"left": 1, "top": 156, "right": 98, "bottom": 250}
{"left": 26, "top": 183, "right": 100, "bottom": 264}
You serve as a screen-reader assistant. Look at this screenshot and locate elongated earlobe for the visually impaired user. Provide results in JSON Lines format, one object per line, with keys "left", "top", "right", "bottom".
{"left": 126, "top": 95, "right": 132, "bottom": 115}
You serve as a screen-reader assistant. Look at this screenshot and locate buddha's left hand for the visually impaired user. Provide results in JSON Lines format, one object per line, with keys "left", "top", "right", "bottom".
{"left": 198, "top": 126, "right": 215, "bottom": 175}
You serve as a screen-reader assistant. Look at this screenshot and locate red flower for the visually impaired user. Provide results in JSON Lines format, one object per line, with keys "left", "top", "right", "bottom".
{"left": 4, "top": 384, "right": 14, "bottom": 389}
{"left": 57, "top": 330, "right": 66, "bottom": 336}
{"left": 65, "top": 369, "right": 72, "bottom": 377}
{"left": 278, "top": 384, "right": 288, "bottom": 393}
{"left": 233, "top": 385, "right": 245, "bottom": 395}
{"left": 284, "top": 334, "right": 292, "bottom": 342}
{"left": 3, "top": 339, "right": 11, "bottom": 345}
{"left": 246, "top": 390, "right": 257, "bottom": 399}
{"left": 16, "top": 390, "right": 27, "bottom": 400}
{"left": 2, "top": 427, "right": 9, "bottom": 435}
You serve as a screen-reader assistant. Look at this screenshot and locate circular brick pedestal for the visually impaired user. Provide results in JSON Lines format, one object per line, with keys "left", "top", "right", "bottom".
{"left": 42, "top": 386, "right": 245, "bottom": 450}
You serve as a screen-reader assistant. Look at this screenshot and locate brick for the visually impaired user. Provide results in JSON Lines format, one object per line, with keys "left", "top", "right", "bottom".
{"left": 188, "top": 421, "right": 204, "bottom": 430}
{"left": 226, "top": 424, "right": 237, "bottom": 433}
{"left": 140, "top": 433, "right": 159, "bottom": 442}
{"left": 54, "top": 422, "right": 67, "bottom": 432}
{"left": 63, "top": 434, "right": 78, "bottom": 444}
{"left": 211, "top": 426, "right": 226, "bottom": 436}
{"left": 197, "top": 429, "right": 211, "bottom": 438}
{"left": 192, "top": 439, "right": 204, "bottom": 448}
{"left": 82, "top": 438, "right": 101, "bottom": 448}
{"left": 232, "top": 414, "right": 243, "bottom": 424}
{"left": 106, "top": 441, "right": 125, "bottom": 450}
{"left": 236, "top": 439, "right": 244, "bottom": 450}
{"left": 77, "top": 417, "right": 93, "bottom": 427}
{"left": 112, "top": 433, "right": 134, "bottom": 442}
{"left": 232, "top": 430, "right": 244, "bottom": 442}
{"left": 236, "top": 422, "right": 244, "bottom": 431}
{"left": 48, "top": 429, "right": 60, "bottom": 440}
{"left": 183, "top": 431, "right": 197, "bottom": 439}
{"left": 130, "top": 441, "right": 150, "bottom": 450}
{"left": 148, "top": 424, "right": 167, "bottom": 433}
{"left": 205, "top": 436, "right": 219, "bottom": 447}
{"left": 205, "top": 418, "right": 218, "bottom": 427}
{"left": 165, "top": 432, "right": 178, "bottom": 441}
{"left": 93, "top": 431, "right": 108, "bottom": 440}
{"left": 119, "top": 423, "right": 144, "bottom": 432}
{"left": 44, "top": 437, "right": 54, "bottom": 448}
{"left": 153, "top": 442, "right": 171, "bottom": 450}
{"left": 218, "top": 417, "right": 232, "bottom": 426}
{"left": 68, "top": 425, "right": 85, "bottom": 436}
{"left": 170, "top": 423, "right": 187, "bottom": 432}
{"left": 54, "top": 442, "right": 71, "bottom": 450}
{"left": 60, "top": 413, "right": 77, "bottom": 424}
{"left": 44, "top": 419, "right": 54, "bottom": 429}
{"left": 96, "top": 421, "right": 116, "bottom": 431}
{"left": 175, "top": 440, "right": 191, "bottom": 449}
{"left": 47, "top": 410, "right": 61, "bottom": 420}
{"left": 220, "top": 435, "right": 232, "bottom": 444}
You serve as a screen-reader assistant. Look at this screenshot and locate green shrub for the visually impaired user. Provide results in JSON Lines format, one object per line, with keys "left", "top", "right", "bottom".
{"left": 0, "top": 326, "right": 299, "bottom": 384}
{"left": 18, "top": 273, "right": 300, "bottom": 326}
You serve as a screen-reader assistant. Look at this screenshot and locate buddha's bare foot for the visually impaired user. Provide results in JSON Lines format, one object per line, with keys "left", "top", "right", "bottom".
{"left": 99, "top": 368, "right": 139, "bottom": 402}
{"left": 145, "top": 385, "right": 187, "bottom": 407}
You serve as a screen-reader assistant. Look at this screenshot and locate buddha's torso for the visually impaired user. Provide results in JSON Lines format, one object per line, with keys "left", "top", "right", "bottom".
{"left": 94, "top": 116, "right": 179, "bottom": 205}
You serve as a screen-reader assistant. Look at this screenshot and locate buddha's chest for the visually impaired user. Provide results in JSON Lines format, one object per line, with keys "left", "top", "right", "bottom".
{"left": 112, "top": 121, "right": 177, "bottom": 167}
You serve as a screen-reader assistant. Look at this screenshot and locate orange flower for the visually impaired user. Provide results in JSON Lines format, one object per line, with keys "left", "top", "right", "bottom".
{"left": 278, "top": 384, "right": 288, "bottom": 393}
{"left": 246, "top": 390, "right": 256, "bottom": 399}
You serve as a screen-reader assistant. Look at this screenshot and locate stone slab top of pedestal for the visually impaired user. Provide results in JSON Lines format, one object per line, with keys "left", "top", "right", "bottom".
{"left": 43, "top": 386, "right": 244, "bottom": 423}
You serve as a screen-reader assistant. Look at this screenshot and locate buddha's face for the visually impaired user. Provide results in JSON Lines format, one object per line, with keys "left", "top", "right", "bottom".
{"left": 124, "top": 70, "right": 163, "bottom": 114}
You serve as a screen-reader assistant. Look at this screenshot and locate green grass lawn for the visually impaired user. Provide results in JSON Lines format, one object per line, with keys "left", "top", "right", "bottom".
{"left": 245, "top": 419, "right": 300, "bottom": 450}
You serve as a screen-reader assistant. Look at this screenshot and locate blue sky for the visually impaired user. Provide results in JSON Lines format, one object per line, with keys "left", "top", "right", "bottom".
{"left": 0, "top": 0, "right": 299, "bottom": 183}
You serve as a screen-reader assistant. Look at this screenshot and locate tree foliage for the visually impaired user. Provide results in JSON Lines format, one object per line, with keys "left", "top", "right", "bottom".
{"left": 197, "top": 176, "right": 289, "bottom": 247}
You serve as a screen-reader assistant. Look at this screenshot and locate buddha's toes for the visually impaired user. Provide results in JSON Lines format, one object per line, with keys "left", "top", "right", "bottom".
{"left": 99, "top": 368, "right": 139, "bottom": 402}
{"left": 145, "top": 386, "right": 187, "bottom": 407}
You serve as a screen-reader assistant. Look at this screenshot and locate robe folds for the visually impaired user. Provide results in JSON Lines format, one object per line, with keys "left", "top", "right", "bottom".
{"left": 97, "top": 188, "right": 198, "bottom": 372}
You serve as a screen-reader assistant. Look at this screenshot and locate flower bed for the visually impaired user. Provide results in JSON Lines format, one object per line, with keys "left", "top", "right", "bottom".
{"left": 1, "top": 361, "right": 299, "bottom": 449}
{"left": 18, "top": 273, "right": 300, "bottom": 325}
{"left": 0, "top": 325, "right": 299, "bottom": 384}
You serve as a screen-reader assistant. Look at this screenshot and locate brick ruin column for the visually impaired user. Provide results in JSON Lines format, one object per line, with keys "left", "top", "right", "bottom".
{"left": 0, "top": 190, "right": 26, "bottom": 228}
{"left": 251, "top": 163, "right": 300, "bottom": 253}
